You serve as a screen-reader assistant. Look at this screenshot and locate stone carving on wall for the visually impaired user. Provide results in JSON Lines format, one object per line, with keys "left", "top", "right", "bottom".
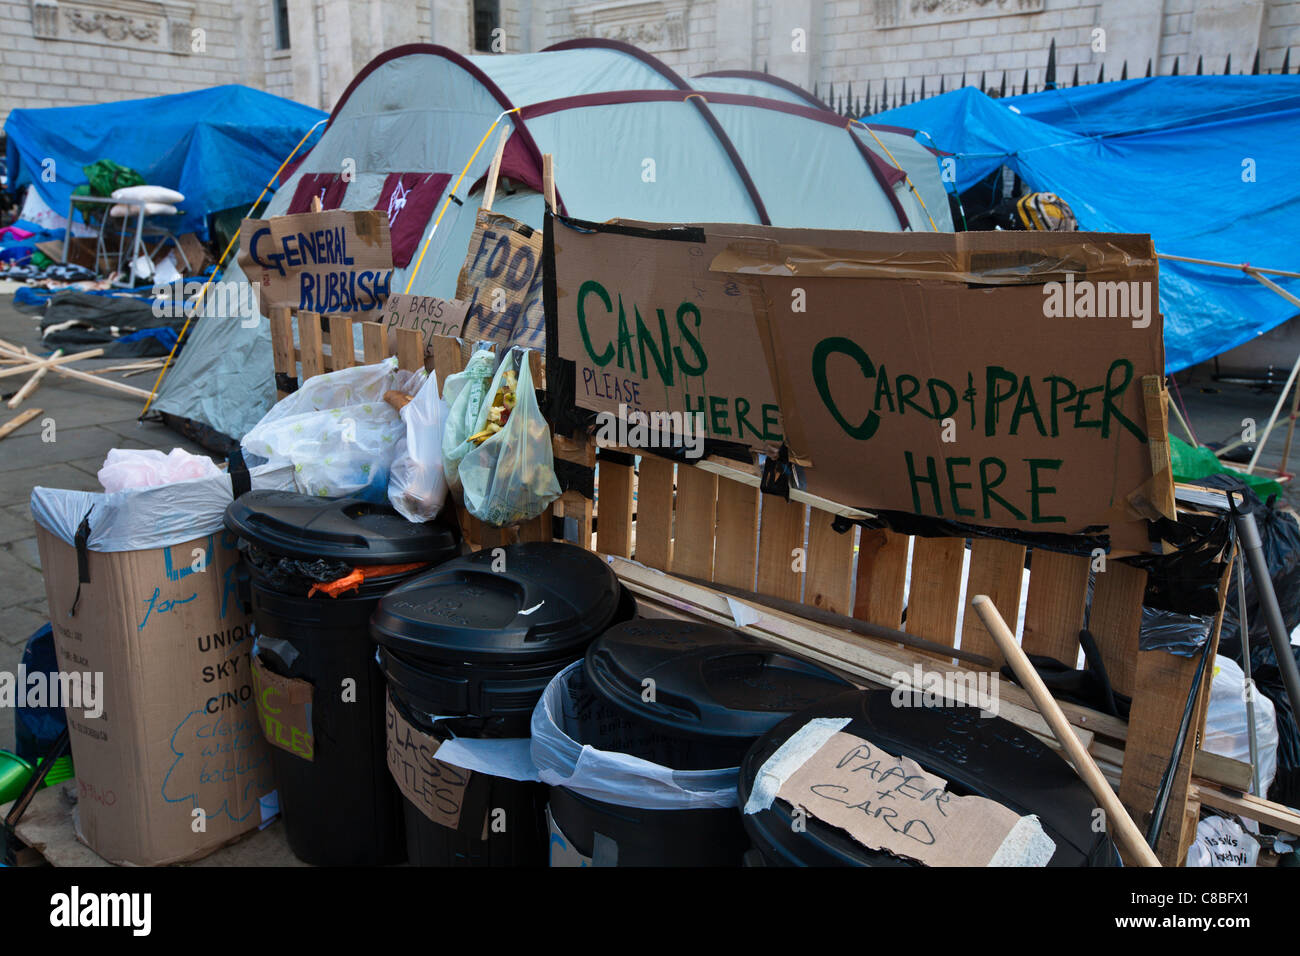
{"left": 569, "top": 0, "right": 690, "bottom": 53}
{"left": 29, "top": 0, "right": 194, "bottom": 54}
{"left": 873, "top": 0, "right": 1044, "bottom": 29}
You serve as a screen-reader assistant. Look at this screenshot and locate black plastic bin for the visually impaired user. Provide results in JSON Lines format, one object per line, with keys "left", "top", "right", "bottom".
{"left": 738, "top": 689, "right": 1121, "bottom": 866}
{"left": 540, "top": 620, "right": 853, "bottom": 866}
{"left": 224, "top": 490, "right": 460, "bottom": 866}
{"left": 370, "top": 541, "right": 635, "bottom": 867}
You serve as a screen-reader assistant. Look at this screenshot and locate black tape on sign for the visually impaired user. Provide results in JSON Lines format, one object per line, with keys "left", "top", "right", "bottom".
{"left": 275, "top": 372, "right": 299, "bottom": 395}
{"left": 597, "top": 448, "right": 636, "bottom": 468}
{"left": 760, "top": 446, "right": 794, "bottom": 499}
{"left": 554, "top": 459, "right": 595, "bottom": 499}
{"left": 69, "top": 513, "right": 91, "bottom": 617}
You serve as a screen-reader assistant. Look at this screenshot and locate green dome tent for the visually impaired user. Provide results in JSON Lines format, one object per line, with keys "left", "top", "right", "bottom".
{"left": 150, "top": 39, "right": 951, "bottom": 447}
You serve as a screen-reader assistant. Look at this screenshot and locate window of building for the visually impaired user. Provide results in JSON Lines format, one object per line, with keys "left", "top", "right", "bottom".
{"left": 273, "top": 0, "right": 291, "bottom": 51}
{"left": 473, "top": 0, "right": 500, "bottom": 53}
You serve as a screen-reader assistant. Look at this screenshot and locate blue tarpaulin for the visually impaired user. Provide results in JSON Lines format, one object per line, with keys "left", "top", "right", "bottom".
{"left": 871, "top": 77, "right": 1300, "bottom": 372}
{"left": 5, "top": 85, "right": 325, "bottom": 239}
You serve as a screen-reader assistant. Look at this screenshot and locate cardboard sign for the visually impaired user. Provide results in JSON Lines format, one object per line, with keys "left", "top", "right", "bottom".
{"left": 456, "top": 209, "right": 545, "bottom": 349}
{"left": 251, "top": 655, "right": 314, "bottom": 761}
{"left": 384, "top": 690, "right": 472, "bottom": 829}
{"left": 775, "top": 730, "right": 1054, "bottom": 866}
{"left": 34, "top": 527, "right": 275, "bottom": 865}
{"left": 552, "top": 220, "right": 784, "bottom": 447}
{"left": 719, "top": 229, "right": 1168, "bottom": 546}
{"left": 238, "top": 208, "right": 393, "bottom": 316}
{"left": 377, "top": 293, "right": 469, "bottom": 370}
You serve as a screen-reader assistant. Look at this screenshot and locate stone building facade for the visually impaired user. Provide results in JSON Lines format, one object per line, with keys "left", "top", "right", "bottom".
{"left": 3, "top": 0, "right": 1298, "bottom": 126}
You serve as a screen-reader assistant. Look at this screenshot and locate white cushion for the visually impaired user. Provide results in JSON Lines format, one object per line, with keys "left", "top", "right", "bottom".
{"left": 109, "top": 202, "right": 180, "bottom": 217}
{"left": 110, "top": 184, "right": 185, "bottom": 204}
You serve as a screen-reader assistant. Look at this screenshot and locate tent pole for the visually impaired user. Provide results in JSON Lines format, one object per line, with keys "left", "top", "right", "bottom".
{"left": 1167, "top": 392, "right": 1198, "bottom": 446}
{"left": 137, "top": 115, "right": 329, "bottom": 418}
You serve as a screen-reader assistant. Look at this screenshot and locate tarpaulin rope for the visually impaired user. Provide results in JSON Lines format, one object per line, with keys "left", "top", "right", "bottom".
{"left": 404, "top": 108, "right": 521, "bottom": 294}
{"left": 138, "top": 116, "right": 328, "bottom": 417}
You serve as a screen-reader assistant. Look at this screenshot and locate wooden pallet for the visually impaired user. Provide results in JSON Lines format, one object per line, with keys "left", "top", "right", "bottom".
{"left": 600, "top": 452, "right": 1237, "bottom": 863}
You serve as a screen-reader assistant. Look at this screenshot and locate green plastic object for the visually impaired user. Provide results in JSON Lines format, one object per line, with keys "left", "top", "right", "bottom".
{"left": 80, "top": 158, "right": 145, "bottom": 198}
{"left": 1170, "top": 434, "right": 1284, "bottom": 501}
{"left": 0, "top": 751, "right": 34, "bottom": 805}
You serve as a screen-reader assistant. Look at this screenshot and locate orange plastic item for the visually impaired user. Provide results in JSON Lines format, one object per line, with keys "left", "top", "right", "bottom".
{"left": 308, "top": 562, "right": 431, "bottom": 598}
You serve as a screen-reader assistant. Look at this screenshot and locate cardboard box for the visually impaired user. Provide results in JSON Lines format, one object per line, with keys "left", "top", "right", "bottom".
{"left": 35, "top": 525, "right": 275, "bottom": 865}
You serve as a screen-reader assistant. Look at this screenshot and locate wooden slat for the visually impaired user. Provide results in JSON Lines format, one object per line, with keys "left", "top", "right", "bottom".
{"left": 1088, "top": 560, "right": 1148, "bottom": 698}
{"left": 362, "top": 321, "right": 388, "bottom": 364}
{"left": 960, "top": 537, "right": 1026, "bottom": 669}
{"left": 1142, "top": 374, "right": 1176, "bottom": 519}
{"left": 1021, "top": 549, "right": 1090, "bottom": 664}
{"left": 853, "top": 528, "right": 908, "bottom": 630}
{"left": 712, "top": 475, "right": 759, "bottom": 590}
{"left": 297, "top": 312, "right": 324, "bottom": 383}
{"left": 0, "top": 407, "right": 41, "bottom": 441}
{"left": 670, "top": 464, "right": 718, "bottom": 580}
{"left": 431, "top": 334, "right": 464, "bottom": 397}
{"left": 755, "top": 495, "right": 806, "bottom": 602}
{"left": 804, "top": 510, "right": 855, "bottom": 615}
{"left": 395, "top": 327, "right": 424, "bottom": 373}
{"left": 634, "top": 455, "right": 674, "bottom": 570}
{"left": 1119, "top": 551, "right": 1233, "bottom": 864}
{"left": 269, "top": 306, "right": 296, "bottom": 399}
{"left": 328, "top": 314, "right": 355, "bottom": 370}
{"left": 517, "top": 508, "right": 553, "bottom": 543}
{"left": 595, "top": 456, "right": 635, "bottom": 558}
{"left": 906, "top": 537, "right": 966, "bottom": 656}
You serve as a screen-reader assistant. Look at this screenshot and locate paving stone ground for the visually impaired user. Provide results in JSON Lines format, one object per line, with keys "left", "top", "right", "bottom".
{"left": 0, "top": 293, "right": 213, "bottom": 752}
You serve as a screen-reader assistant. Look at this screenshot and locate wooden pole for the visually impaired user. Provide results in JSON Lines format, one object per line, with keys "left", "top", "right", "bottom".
{"left": 0, "top": 347, "right": 105, "bottom": 380}
{"left": 481, "top": 126, "right": 510, "bottom": 213}
{"left": 542, "top": 153, "right": 556, "bottom": 214}
{"left": 8, "top": 348, "right": 61, "bottom": 408}
{"left": 971, "top": 594, "right": 1162, "bottom": 867}
{"left": 0, "top": 408, "right": 41, "bottom": 441}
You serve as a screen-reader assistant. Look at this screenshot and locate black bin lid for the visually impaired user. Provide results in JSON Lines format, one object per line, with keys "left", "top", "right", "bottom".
{"left": 370, "top": 542, "right": 622, "bottom": 666}
{"left": 738, "top": 689, "right": 1114, "bottom": 867}
{"left": 223, "top": 489, "right": 458, "bottom": 565}
{"left": 584, "top": 620, "right": 853, "bottom": 746}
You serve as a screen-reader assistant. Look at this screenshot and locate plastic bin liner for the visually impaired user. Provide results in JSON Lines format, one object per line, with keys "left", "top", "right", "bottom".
{"left": 530, "top": 662, "right": 741, "bottom": 811}
{"left": 1138, "top": 607, "right": 1215, "bottom": 657}
{"left": 1203, "top": 655, "right": 1278, "bottom": 796}
{"left": 31, "top": 462, "right": 294, "bottom": 552}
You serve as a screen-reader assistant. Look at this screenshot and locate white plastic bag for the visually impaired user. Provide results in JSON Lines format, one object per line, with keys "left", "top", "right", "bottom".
{"left": 457, "top": 350, "right": 560, "bottom": 526}
{"left": 530, "top": 662, "right": 741, "bottom": 811}
{"left": 387, "top": 371, "right": 449, "bottom": 522}
{"left": 1186, "top": 815, "right": 1259, "bottom": 867}
{"left": 441, "top": 348, "right": 497, "bottom": 492}
{"left": 1204, "top": 655, "right": 1279, "bottom": 795}
{"left": 241, "top": 357, "right": 423, "bottom": 502}
{"left": 97, "top": 447, "right": 223, "bottom": 492}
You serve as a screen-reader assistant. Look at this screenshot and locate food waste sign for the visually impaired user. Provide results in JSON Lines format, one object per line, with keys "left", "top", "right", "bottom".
{"left": 239, "top": 209, "right": 394, "bottom": 316}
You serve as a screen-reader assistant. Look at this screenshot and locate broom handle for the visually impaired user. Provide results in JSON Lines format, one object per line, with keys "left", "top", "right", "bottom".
{"left": 971, "top": 594, "right": 1161, "bottom": 867}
